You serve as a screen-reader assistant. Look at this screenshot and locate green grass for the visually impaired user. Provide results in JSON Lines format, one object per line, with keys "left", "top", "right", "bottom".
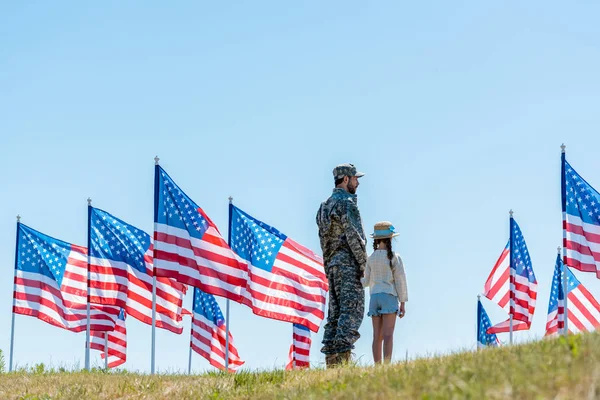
{"left": 1, "top": 333, "right": 599, "bottom": 399}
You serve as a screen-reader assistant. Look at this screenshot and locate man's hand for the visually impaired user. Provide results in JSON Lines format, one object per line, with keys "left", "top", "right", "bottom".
{"left": 398, "top": 302, "right": 406, "bottom": 319}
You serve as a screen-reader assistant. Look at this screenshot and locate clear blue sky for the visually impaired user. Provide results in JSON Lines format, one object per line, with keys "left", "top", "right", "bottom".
{"left": 2, "top": 1, "right": 600, "bottom": 373}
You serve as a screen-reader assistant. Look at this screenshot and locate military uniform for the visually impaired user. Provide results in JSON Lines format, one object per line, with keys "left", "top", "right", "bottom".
{"left": 316, "top": 164, "right": 367, "bottom": 363}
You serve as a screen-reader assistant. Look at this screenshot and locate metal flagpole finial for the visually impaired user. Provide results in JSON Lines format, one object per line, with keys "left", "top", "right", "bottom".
{"left": 87, "top": 197, "right": 92, "bottom": 206}
{"left": 509, "top": 209, "right": 514, "bottom": 218}
{"left": 16, "top": 215, "right": 21, "bottom": 222}
{"left": 477, "top": 294, "right": 481, "bottom": 301}
{"left": 154, "top": 156, "right": 160, "bottom": 165}
{"left": 557, "top": 246, "right": 562, "bottom": 254}
{"left": 228, "top": 196, "right": 233, "bottom": 204}
{"left": 561, "top": 143, "right": 566, "bottom": 153}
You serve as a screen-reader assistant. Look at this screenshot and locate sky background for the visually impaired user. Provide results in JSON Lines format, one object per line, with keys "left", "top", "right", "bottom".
{"left": 2, "top": 1, "right": 600, "bottom": 373}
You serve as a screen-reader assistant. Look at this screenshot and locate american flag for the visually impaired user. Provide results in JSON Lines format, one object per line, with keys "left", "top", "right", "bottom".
{"left": 152, "top": 166, "right": 249, "bottom": 301}
{"left": 90, "top": 309, "right": 127, "bottom": 368}
{"left": 190, "top": 287, "right": 244, "bottom": 372}
{"left": 152, "top": 166, "right": 327, "bottom": 332}
{"left": 230, "top": 205, "right": 327, "bottom": 332}
{"left": 483, "top": 242, "right": 510, "bottom": 313}
{"left": 563, "top": 157, "right": 600, "bottom": 277}
{"left": 477, "top": 299, "right": 499, "bottom": 348}
{"left": 285, "top": 323, "right": 311, "bottom": 370}
{"left": 88, "top": 207, "right": 187, "bottom": 334}
{"left": 13, "top": 223, "right": 119, "bottom": 332}
{"left": 545, "top": 254, "right": 600, "bottom": 336}
{"left": 488, "top": 218, "right": 537, "bottom": 334}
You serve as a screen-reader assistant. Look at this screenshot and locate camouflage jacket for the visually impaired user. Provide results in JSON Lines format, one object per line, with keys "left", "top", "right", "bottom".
{"left": 316, "top": 188, "right": 367, "bottom": 269}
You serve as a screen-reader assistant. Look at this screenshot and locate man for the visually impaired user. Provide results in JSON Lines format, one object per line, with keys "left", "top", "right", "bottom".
{"left": 316, "top": 163, "right": 367, "bottom": 367}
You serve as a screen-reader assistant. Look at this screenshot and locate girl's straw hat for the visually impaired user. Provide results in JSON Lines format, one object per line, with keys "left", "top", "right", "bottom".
{"left": 370, "top": 221, "right": 400, "bottom": 239}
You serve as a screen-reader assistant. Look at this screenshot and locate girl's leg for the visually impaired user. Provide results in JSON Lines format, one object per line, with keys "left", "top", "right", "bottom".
{"left": 371, "top": 316, "right": 383, "bottom": 364}
{"left": 382, "top": 313, "right": 397, "bottom": 363}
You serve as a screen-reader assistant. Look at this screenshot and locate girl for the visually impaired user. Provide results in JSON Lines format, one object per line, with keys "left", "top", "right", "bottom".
{"left": 361, "top": 221, "right": 408, "bottom": 364}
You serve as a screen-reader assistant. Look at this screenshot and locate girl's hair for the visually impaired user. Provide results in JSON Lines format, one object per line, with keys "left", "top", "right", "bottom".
{"left": 373, "top": 238, "right": 394, "bottom": 268}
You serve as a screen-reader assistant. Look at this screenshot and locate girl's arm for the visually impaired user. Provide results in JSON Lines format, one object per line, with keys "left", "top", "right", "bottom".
{"left": 392, "top": 255, "right": 408, "bottom": 302}
{"left": 360, "top": 259, "right": 371, "bottom": 287}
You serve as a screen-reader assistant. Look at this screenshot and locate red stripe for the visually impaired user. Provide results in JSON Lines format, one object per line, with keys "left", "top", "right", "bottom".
{"left": 569, "top": 290, "right": 600, "bottom": 328}
{"left": 567, "top": 308, "right": 587, "bottom": 332}
{"left": 13, "top": 281, "right": 118, "bottom": 319}
{"left": 192, "top": 320, "right": 242, "bottom": 359}
{"left": 578, "top": 285, "right": 600, "bottom": 311}
{"left": 125, "top": 307, "right": 183, "bottom": 334}
{"left": 564, "top": 256, "right": 598, "bottom": 275}
{"left": 280, "top": 241, "right": 326, "bottom": 282}
{"left": 485, "top": 267, "right": 509, "bottom": 301}
{"left": 155, "top": 231, "right": 243, "bottom": 271}
{"left": 271, "top": 264, "right": 328, "bottom": 292}
{"left": 565, "top": 239, "right": 600, "bottom": 261}
{"left": 154, "top": 248, "right": 247, "bottom": 287}
{"left": 565, "top": 222, "right": 600, "bottom": 244}
{"left": 12, "top": 306, "right": 112, "bottom": 332}
{"left": 483, "top": 248, "right": 509, "bottom": 296}
{"left": 249, "top": 272, "right": 326, "bottom": 305}
{"left": 292, "top": 333, "right": 311, "bottom": 344}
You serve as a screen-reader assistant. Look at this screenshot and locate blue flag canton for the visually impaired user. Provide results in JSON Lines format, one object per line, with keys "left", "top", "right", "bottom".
{"left": 477, "top": 301, "right": 498, "bottom": 346}
{"left": 548, "top": 256, "right": 581, "bottom": 314}
{"left": 118, "top": 308, "right": 126, "bottom": 321}
{"left": 90, "top": 208, "right": 150, "bottom": 273}
{"left": 548, "top": 256, "right": 563, "bottom": 314}
{"left": 511, "top": 220, "right": 536, "bottom": 284}
{"left": 564, "top": 161, "right": 600, "bottom": 226}
{"left": 156, "top": 167, "right": 209, "bottom": 240}
{"left": 193, "top": 288, "right": 224, "bottom": 326}
{"left": 17, "top": 224, "right": 71, "bottom": 287}
{"left": 230, "top": 206, "right": 286, "bottom": 272}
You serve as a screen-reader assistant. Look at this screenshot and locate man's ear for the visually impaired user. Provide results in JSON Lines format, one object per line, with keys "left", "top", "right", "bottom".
{"left": 344, "top": 176, "right": 350, "bottom": 184}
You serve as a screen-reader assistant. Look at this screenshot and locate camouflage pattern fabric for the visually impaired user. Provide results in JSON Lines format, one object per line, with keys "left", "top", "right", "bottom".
{"left": 316, "top": 188, "right": 367, "bottom": 354}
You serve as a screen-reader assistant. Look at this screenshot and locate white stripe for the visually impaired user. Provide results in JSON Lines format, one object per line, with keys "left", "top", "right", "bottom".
{"left": 566, "top": 214, "right": 600, "bottom": 236}
{"left": 273, "top": 252, "right": 326, "bottom": 289}
{"left": 89, "top": 255, "right": 185, "bottom": 327}
{"left": 565, "top": 248, "right": 599, "bottom": 267}
{"left": 154, "top": 259, "right": 246, "bottom": 297}
{"left": 248, "top": 264, "right": 326, "bottom": 308}
{"left": 15, "top": 270, "right": 118, "bottom": 328}
{"left": 569, "top": 288, "right": 600, "bottom": 332}
{"left": 488, "top": 251, "right": 509, "bottom": 288}
{"left": 279, "top": 244, "right": 324, "bottom": 275}
{"left": 565, "top": 230, "right": 600, "bottom": 254}
{"left": 154, "top": 239, "right": 248, "bottom": 283}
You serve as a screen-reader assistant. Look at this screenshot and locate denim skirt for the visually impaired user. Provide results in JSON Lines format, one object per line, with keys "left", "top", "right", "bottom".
{"left": 368, "top": 293, "right": 399, "bottom": 317}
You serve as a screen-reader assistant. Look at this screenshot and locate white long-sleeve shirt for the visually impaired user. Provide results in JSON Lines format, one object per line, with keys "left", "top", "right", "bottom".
{"left": 361, "top": 250, "right": 408, "bottom": 302}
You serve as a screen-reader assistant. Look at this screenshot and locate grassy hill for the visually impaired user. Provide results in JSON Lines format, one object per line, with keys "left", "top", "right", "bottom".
{"left": 1, "top": 332, "right": 598, "bottom": 399}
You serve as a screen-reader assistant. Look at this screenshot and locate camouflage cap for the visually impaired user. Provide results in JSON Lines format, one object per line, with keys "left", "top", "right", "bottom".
{"left": 333, "top": 163, "right": 365, "bottom": 180}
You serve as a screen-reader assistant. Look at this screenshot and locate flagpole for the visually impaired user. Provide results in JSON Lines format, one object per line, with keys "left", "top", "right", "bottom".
{"left": 104, "top": 333, "right": 109, "bottom": 369}
{"left": 9, "top": 215, "right": 21, "bottom": 372}
{"left": 188, "top": 288, "right": 195, "bottom": 375}
{"left": 292, "top": 324, "right": 297, "bottom": 369}
{"left": 560, "top": 144, "right": 569, "bottom": 337}
{"left": 477, "top": 295, "right": 482, "bottom": 351}
{"left": 151, "top": 156, "right": 160, "bottom": 375}
{"left": 509, "top": 209, "right": 514, "bottom": 345}
{"left": 225, "top": 196, "right": 233, "bottom": 372}
{"left": 85, "top": 198, "right": 92, "bottom": 371}
{"left": 187, "top": 334, "right": 193, "bottom": 375}
{"left": 559, "top": 245, "right": 569, "bottom": 336}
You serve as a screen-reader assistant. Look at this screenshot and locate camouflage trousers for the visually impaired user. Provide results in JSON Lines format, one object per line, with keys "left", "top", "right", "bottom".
{"left": 321, "top": 262, "right": 365, "bottom": 355}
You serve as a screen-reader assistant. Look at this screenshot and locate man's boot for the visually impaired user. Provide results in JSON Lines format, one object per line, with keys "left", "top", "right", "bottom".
{"left": 325, "top": 353, "right": 339, "bottom": 368}
{"left": 338, "top": 351, "right": 352, "bottom": 365}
